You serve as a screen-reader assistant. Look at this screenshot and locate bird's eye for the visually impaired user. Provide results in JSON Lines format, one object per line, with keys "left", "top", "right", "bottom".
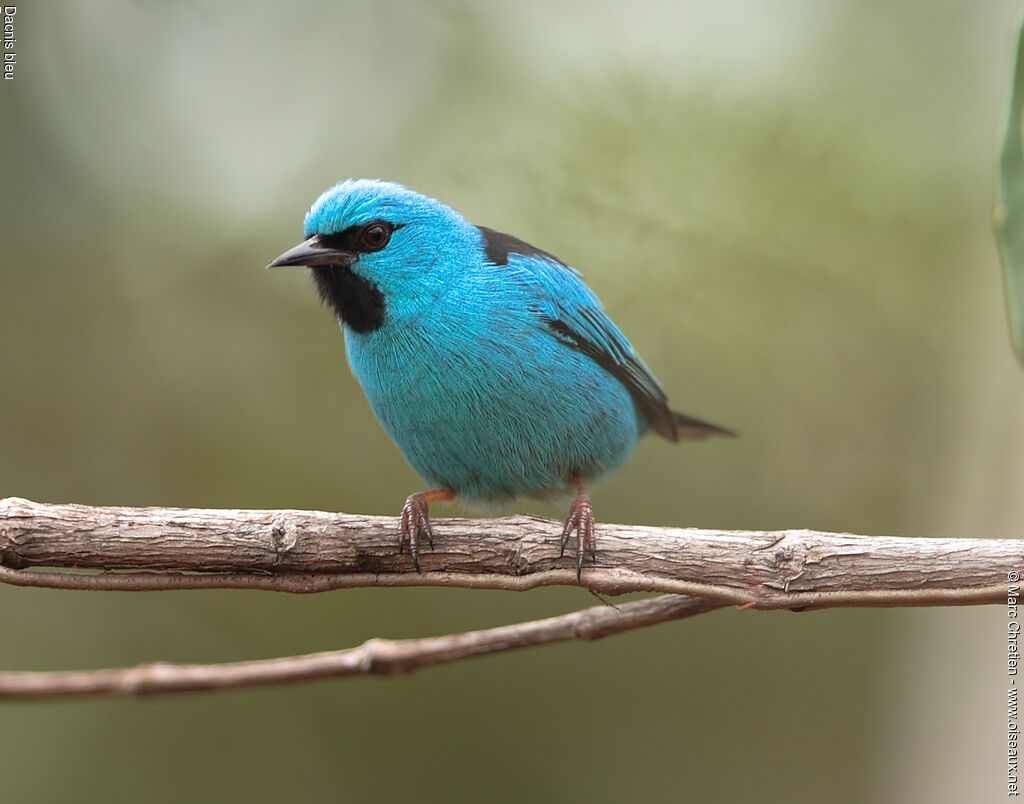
{"left": 360, "top": 223, "right": 391, "bottom": 251}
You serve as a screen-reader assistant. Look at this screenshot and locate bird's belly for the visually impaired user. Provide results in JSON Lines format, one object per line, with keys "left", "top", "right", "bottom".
{"left": 346, "top": 327, "right": 640, "bottom": 501}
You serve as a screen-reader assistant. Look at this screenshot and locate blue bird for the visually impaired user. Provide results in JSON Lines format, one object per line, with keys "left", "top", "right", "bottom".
{"left": 268, "top": 179, "right": 732, "bottom": 577}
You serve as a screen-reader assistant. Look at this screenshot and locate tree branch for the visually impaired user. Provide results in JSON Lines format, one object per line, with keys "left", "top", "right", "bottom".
{"left": 1, "top": 497, "right": 1018, "bottom": 699}
{"left": 0, "top": 497, "right": 1016, "bottom": 606}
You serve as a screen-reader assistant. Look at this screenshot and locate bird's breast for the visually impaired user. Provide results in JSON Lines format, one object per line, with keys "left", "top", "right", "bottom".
{"left": 343, "top": 305, "right": 641, "bottom": 501}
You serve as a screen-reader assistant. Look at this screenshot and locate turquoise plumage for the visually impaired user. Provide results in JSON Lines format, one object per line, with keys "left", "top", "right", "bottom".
{"left": 269, "top": 179, "right": 731, "bottom": 576}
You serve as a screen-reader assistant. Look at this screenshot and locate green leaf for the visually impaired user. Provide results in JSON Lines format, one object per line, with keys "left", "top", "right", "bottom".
{"left": 995, "top": 11, "right": 1024, "bottom": 366}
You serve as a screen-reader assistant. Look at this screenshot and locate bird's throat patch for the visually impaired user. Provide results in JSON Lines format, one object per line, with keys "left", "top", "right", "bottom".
{"left": 310, "top": 266, "right": 385, "bottom": 333}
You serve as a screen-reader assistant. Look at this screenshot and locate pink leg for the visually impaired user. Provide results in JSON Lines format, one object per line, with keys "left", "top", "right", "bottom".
{"left": 559, "top": 477, "right": 597, "bottom": 581}
{"left": 399, "top": 488, "right": 455, "bottom": 571}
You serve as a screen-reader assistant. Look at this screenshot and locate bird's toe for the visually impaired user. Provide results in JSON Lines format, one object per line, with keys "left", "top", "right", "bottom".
{"left": 561, "top": 488, "right": 597, "bottom": 581}
{"left": 399, "top": 492, "right": 431, "bottom": 572}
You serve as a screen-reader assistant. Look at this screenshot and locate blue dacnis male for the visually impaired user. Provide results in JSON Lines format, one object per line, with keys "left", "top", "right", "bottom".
{"left": 269, "top": 179, "right": 732, "bottom": 578}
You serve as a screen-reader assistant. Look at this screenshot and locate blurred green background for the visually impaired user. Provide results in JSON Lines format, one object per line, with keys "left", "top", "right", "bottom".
{"left": 2, "top": 1, "right": 1023, "bottom": 802}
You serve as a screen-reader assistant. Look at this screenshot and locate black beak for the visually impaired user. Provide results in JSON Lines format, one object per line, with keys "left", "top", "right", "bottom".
{"left": 267, "top": 236, "right": 355, "bottom": 269}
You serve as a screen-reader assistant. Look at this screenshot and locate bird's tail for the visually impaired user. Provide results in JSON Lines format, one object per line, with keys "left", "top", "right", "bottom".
{"left": 672, "top": 410, "right": 736, "bottom": 440}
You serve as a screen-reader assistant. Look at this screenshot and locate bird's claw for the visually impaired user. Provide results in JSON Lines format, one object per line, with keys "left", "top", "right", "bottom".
{"left": 399, "top": 492, "right": 434, "bottom": 572}
{"left": 560, "top": 490, "right": 597, "bottom": 581}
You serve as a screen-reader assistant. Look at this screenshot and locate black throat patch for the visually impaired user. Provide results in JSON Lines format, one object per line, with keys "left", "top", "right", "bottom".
{"left": 477, "top": 225, "right": 565, "bottom": 267}
{"left": 309, "top": 266, "right": 385, "bottom": 334}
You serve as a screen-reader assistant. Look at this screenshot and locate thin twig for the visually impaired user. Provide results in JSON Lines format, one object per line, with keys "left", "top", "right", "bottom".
{"left": 0, "top": 594, "right": 721, "bottom": 698}
{"left": 0, "top": 564, "right": 1006, "bottom": 610}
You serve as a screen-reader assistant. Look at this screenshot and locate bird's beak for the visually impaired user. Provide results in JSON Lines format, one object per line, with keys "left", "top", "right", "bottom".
{"left": 267, "top": 236, "right": 355, "bottom": 269}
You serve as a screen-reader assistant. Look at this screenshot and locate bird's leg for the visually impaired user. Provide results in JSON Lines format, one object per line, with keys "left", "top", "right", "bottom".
{"left": 560, "top": 477, "right": 597, "bottom": 581}
{"left": 399, "top": 488, "right": 455, "bottom": 572}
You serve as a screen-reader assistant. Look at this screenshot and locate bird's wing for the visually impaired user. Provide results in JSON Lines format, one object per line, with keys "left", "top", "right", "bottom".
{"left": 477, "top": 226, "right": 724, "bottom": 441}
{"left": 543, "top": 300, "right": 682, "bottom": 440}
{"left": 546, "top": 292, "right": 733, "bottom": 440}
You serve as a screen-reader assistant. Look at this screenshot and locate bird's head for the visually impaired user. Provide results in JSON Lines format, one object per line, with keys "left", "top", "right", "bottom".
{"left": 268, "top": 179, "right": 479, "bottom": 333}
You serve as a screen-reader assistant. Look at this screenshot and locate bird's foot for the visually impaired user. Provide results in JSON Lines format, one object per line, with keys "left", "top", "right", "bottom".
{"left": 399, "top": 493, "right": 432, "bottom": 572}
{"left": 560, "top": 480, "right": 597, "bottom": 581}
{"left": 399, "top": 488, "right": 455, "bottom": 572}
